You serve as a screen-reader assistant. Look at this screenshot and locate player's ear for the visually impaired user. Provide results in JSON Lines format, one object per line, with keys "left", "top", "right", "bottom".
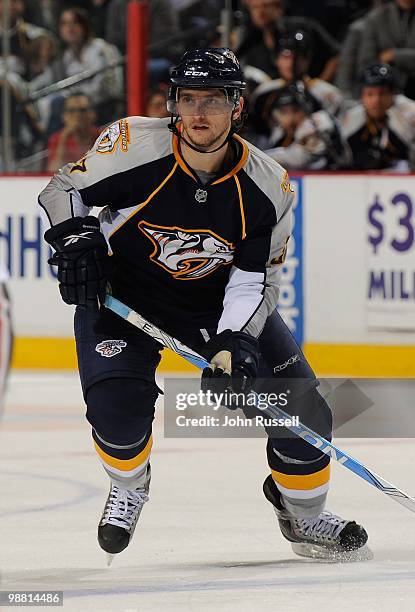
{"left": 232, "top": 96, "right": 244, "bottom": 121}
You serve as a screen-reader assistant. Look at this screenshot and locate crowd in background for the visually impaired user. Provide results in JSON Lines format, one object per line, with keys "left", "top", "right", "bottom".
{"left": 2, "top": 0, "right": 415, "bottom": 172}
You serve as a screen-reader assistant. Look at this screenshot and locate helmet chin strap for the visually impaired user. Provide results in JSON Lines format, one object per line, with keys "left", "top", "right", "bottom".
{"left": 168, "top": 114, "right": 234, "bottom": 154}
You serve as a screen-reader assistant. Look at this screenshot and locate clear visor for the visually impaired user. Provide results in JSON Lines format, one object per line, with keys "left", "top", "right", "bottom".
{"left": 168, "top": 89, "right": 237, "bottom": 116}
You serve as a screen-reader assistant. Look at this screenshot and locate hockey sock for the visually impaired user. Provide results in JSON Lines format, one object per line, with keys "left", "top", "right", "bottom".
{"left": 92, "top": 428, "right": 152, "bottom": 490}
{"left": 266, "top": 389, "right": 332, "bottom": 518}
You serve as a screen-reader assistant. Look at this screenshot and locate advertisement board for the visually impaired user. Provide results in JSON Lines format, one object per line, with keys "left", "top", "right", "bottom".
{"left": 1, "top": 173, "right": 414, "bottom": 375}
{"left": 277, "top": 176, "right": 303, "bottom": 346}
{"left": 0, "top": 177, "right": 74, "bottom": 338}
{"left": 366, "top": 178, "right": 415, "bottom": 330}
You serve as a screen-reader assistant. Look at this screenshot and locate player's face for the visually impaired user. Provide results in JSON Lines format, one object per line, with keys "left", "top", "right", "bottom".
{"left": 274, "top": 105, "right": 306, "bottom": 133}
{"left": 178, "top": 89, "right": 243, "bottom": 152}
{"left": 362, "top": 86, "right": 394, "bottom": 121}
{"left": 276, "top": 50, "right": 309, "bottom": 81}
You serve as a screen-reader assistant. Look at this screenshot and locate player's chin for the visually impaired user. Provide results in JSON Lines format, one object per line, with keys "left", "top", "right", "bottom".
{"left": 189, "top": 131, "right": 217, "bottom": 149}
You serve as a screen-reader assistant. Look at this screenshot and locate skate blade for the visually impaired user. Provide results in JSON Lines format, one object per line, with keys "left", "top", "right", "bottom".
{"left": 292, "top": 542, "right": 373, "bottom": 563}
{"left": 106, "top": 553, "right": 115, "bottom": 567}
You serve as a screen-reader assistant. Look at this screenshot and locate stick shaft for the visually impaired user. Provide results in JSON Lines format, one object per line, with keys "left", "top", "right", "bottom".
{"left": 105, "top": 295, "right": 415, "bottom": 514}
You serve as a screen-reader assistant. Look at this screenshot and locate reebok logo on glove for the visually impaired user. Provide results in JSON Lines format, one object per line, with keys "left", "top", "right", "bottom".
{"left": 64, "top": 232, "right": 94, "bottom": 246}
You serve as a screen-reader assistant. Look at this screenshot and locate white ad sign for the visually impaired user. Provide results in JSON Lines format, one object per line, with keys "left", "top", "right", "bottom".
{"left": 367, "top": 178, "right": 415, "bottom": 330}
{"left": 0, "top": 176, "right": 74, "bottom": 337}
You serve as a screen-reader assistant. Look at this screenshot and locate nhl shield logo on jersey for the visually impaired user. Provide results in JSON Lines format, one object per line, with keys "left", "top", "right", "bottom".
{"left": 138, "top": 221, "right": 235, "bottom": 280}
{"left": 95, "top": 339, "right": 127, "bottom": 358}
{"left": 195, "top": 189, "right": 208, "bottom": 203}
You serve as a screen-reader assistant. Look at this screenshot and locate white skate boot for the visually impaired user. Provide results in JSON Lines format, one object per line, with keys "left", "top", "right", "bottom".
{"left": 98, "top": 467, "right": 150, "bottom": 564}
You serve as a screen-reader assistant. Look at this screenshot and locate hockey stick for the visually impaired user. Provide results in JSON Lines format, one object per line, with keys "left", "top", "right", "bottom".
{"left": 105, "top": 294, "right": 415, "bottom": 514}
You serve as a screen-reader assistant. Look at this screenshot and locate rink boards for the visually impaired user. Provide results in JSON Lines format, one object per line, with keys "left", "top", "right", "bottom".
{"left": 1, "top": 173, "right": 415, "bottom": 376}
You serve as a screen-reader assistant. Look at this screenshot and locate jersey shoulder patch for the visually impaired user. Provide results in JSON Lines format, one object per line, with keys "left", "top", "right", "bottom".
{"left": 65, "top": 116, "right": 173, "bottom": 189}
{"left": 243, "top": 140, "right": 293, "bottom": 216}
{"left": 95, "top": 116, "right": 171, "bottom": 156}
{"left": 96, "top": 118, "right": 131, "bottom": 155}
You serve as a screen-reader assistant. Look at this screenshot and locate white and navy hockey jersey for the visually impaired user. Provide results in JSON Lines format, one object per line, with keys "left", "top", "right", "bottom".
{"left": 266, "top": 109, "right": 341, "bottom": 170}
{"left": 39, "top": 117, "right": 293, "bottom": 338}
{"left": 341, "top": 94, "right": 415, "bottom": 171}
{"left": 251, "top": 76, "right": 344, "bottom": 135}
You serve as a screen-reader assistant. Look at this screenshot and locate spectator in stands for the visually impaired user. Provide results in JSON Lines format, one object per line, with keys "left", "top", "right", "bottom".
{"left": 0, "top": 0, "right": 56, "bottom": 162}
{"left": 287, "top": 0, "right": 375, "bottom": 43}
{"left": 46, "top": 92, "right": 100, "bottom": 172}
{"left": 237, "top": 0, "right": 285, "bottom": 79}
{"left": 23, "top": 0, "right": 54, "bottom": 29}
{"left": 105, "top": 0, "right": 181, "bottom": 86}
{"left": 359, "top": 0, "right": 415, "bottom": 100}
{"left": 105, "top": 0, "right": 182, "bottom": 59}
{"left": 237, "top": 1, "right": 340, "bottom": 82}
{"left": 341, "top": 63, "right": 415, "bottom": 170}
{"left": 174, "top": 0, "right": 223, "bottom": 49}
{"left": 264, "top": 84, "right": 345, "bottom": 170}
{"left": 24, "top": 1, "right": 93, "bottom": 30}
{"left": 250, "top": 28, "right": 343, "bottom": 138}
{"left": 336, "top": 11, "right": 375, "bottom": 101}
{"left": 279, "top": 17, "right": 340, "bottom": 83}
{"left": 0, "top": 0, "right": 56, "bottom": 82}
{"left": 336, "top": 1, "right": 389, "bottom": 100}
{"left": 57, "top": 7, "right": 123, "bottom": 123}
{"left": 146, "top": 88, "right": 169, "bottom": 118}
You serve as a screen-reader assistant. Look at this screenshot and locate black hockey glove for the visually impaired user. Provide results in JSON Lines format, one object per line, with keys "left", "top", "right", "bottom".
{"left": 201, "top": 329, "right": 259, "bottom": 397}
{"left": 44, "top": 216, "right": 108, "bottom": 311}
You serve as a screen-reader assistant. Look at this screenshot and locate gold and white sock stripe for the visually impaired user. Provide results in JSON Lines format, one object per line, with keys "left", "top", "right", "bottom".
{"left": 271, "top": 464, "right": 330, "bottom": 500}
{"left": 94, "top": 434, "right": 153, "bottom": 489}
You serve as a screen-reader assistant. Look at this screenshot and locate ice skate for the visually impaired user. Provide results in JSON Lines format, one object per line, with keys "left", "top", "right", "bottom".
{"left": 98, "top": 467, "right": 150, "bottom": 563}
{"left": 263, "top": 475, "right": 372, "bottom": 561}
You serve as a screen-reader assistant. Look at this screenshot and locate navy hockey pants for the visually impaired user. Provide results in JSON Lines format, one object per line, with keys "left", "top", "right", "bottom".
{"left": 74, "top": 306, "right": 332, "bottom": 509}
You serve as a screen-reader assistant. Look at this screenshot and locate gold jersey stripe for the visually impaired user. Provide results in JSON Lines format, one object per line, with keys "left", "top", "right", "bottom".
{"left": 234, "top": 174, "right": 246, "bottom": 240}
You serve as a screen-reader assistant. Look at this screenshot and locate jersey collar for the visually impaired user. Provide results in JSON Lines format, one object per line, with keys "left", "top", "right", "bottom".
{"left": 172, "top": 123, "right": 249, "bottom": 185}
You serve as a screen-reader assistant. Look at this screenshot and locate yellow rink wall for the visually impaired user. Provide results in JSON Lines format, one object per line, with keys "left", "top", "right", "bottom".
{"left": 12, "top": 337, "right": 415, "bottom": 377}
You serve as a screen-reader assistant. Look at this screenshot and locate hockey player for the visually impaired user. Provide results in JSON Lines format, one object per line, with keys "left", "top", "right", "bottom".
{"left": 264, "top": 84, "right": 345, "bottom": 170}
{"left": 341, "top": 63, "right": 415, "bottom": 171}
{"left": 0, "top": 264, "right": 12, "bottom": 417}
{"left": 250, "top": 28, "right": 344, "bottom": 139}
{"left": 39, "top": 48, "right": 368, "bottom": 561}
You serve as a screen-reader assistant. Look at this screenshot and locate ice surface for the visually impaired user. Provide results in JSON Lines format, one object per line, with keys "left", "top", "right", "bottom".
{"left": 1, "top": 372, "right": 415, "bottom": 612}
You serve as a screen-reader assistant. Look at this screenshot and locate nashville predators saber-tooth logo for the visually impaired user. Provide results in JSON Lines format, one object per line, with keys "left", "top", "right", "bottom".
{"left": 138, "top": 221, "right": 235, "bottom": 280}
{"left": 96, "top": 118, "right": 130, "bottom": 154}
{"left": 95, "top": 339, "right": 127, "bottom": 357}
